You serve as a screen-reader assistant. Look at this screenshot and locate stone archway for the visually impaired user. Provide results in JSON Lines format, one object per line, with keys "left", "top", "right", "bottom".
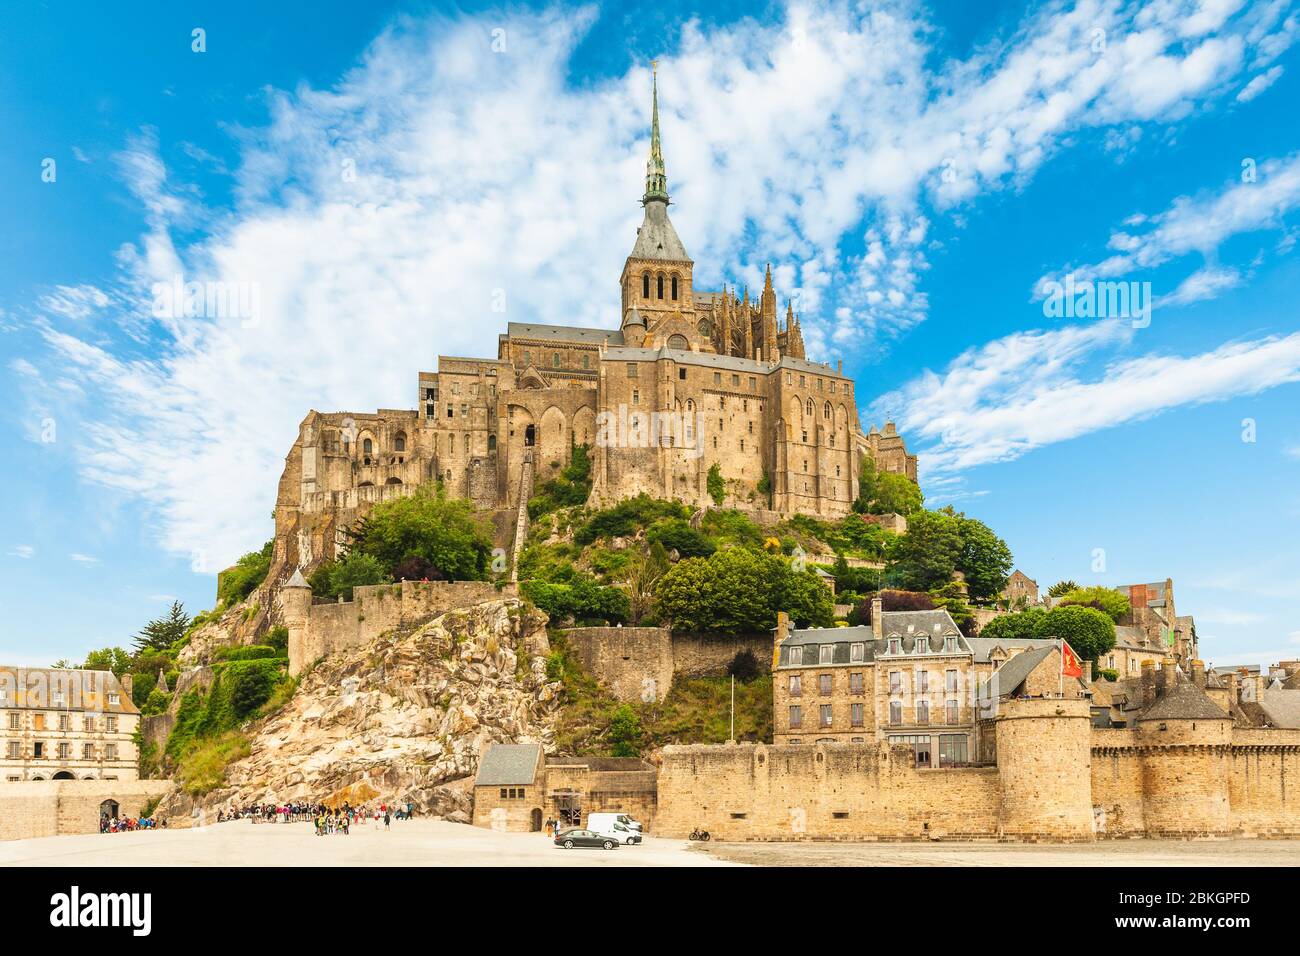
{"left": 52, "top": 771, "right": 75, "bottom": 780}
{"left": 99, "top": 799, "right": 120, "bottom": 821}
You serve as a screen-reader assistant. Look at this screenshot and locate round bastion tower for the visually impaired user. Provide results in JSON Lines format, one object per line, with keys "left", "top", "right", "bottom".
{"left": 995, "top": 697, "right": 1094, "bottom": 840}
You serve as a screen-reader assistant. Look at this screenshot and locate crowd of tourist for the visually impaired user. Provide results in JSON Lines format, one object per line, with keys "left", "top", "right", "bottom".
{"left": 218, "top": 801, "right": 325, "bottom": 823}
{"left": 100, "top": 815, "right": 164, "bottom": 833}
{"left": 215, "top": 799, "right": 419, "bottom": 834}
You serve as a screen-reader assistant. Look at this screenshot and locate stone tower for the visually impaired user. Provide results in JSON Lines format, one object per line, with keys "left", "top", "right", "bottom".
{"left": 618, "top": 65, "right": 695, "bottom": 339}
{"left": 995, "top": 697, "right": 1094, "bottom": 840}
{"left": 280, "top": 567, "right": 313, "bottom": 676}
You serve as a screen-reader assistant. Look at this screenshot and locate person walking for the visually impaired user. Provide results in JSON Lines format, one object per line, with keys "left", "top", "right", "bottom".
{"left": 383, "top": 810, "right": 391, "bottom": 830}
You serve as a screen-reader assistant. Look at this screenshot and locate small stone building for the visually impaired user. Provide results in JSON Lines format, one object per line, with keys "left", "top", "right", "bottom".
{"left": 471, "top": 742, "right": 657, "bottom": 833}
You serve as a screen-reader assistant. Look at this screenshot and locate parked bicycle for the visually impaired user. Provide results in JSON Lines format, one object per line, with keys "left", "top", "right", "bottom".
{"left": 688, "top": 828, "right": 711, "bottom": 841}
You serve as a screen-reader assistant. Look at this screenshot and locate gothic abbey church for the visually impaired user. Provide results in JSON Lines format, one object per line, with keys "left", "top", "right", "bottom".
{"left": 272, "top": 74, "right": 916, "bottom": 572}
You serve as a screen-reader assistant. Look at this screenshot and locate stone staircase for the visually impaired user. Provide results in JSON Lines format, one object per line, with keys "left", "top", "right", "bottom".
{"left": 509, "top": 453, "right": 534, "bottom": 583}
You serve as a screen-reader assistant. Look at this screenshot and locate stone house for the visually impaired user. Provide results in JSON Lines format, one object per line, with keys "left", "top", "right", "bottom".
{"left": 0, "top": 667, "right": 140, "bottom": 782}
{"left": 471, "top": 742, "right": 657, "bottom": 833}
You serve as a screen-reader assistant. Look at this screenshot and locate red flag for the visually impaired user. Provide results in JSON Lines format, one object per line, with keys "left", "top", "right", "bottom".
{"left": 1061, "top": 641, "right": 1083, "bottom": 678}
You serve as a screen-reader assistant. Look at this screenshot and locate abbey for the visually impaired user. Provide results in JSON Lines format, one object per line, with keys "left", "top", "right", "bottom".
{"left": 272, "top": 74, "right": 915, "bottom": 574}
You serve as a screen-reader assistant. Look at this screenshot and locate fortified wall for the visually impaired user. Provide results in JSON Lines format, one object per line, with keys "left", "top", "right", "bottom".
{"left": 282, "top": 578, "right": 511, "bottom": 676}
{"left": 562, "top": 627, "right": 770, "bottom": 702}
{"left": 0, "top": 780, "right": 174, "bottom": 841}
{"left": 657, "top": 696, "right": 1300, "bottom": 841}
{"left": 656, "top": 698, "right": 1092, "bottom": 841}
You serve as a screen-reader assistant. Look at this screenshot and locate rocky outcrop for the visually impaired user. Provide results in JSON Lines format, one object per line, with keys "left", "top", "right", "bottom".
{"left": 158, "top": 598, "right": 559, "bottom": 822}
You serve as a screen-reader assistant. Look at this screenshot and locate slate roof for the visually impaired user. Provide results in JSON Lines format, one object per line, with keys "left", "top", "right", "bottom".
{"left": 966, "top": 637, "right": 1058, "bottom": 664}
{"left": 630, "top": 201, "right": 690, "bottom": 261}
{"left": 474, "top": 743, "right": 541, "bottom": 787}
{"left": 506, "top": 322, "right": 624, "bottom": 346}
{"left": 1137, "top": 674, "right": 1229, "bottom": 722}
{"left": 0, "top": 667, "right": 139, "bottom": 714}
{"left": 778, "top": 611, "right": 969, "bottom": 667}
{"left": 1259, "top": 689, "right": 1300, "bottom": 729}
{"left": 982, "top": 644, "right": 1057, "bottom": 697}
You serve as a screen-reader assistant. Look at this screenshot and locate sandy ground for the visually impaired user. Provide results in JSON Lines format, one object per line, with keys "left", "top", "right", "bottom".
{"left": 697, "top": 838, "right": 1300, "bottom": 867}
{"left": 4, "top": 821, "right": 1294, "bottom": 867}
{"left": 0, "top": 818, "right": 735, "bottom": 867}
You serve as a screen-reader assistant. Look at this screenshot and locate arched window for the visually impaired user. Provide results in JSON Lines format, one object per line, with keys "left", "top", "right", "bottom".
{"left": 362, "top": 438, "right": 373, "bottom": 455}
{"left": 823, "top": 402, "right": 831, "bottom": 420}
{"left": 386, "top": 476, "right": 403, "bottom": 485}
{"left": 667, "top": 333, "right": 689, "bottom": 351}
{"left": 671, "top": 275, "right": 678, "bottom": 300}
{"left": 552, "top": 353, "right": 561, "bottom": 368}
{"left": 524, "top": 424, "right": 536, "bottom": 447}
{"left": 394, "top": 432, "right": 407, "bottom": 452}
{"left": 806, "top": 399, "right": 814, "bottom": 417}
{"left": 642, "top": 273, "right": 650, "bottom": 298}
{"left": 487, "top": 435, "right": 497, "bottom": 452}
{"left": 686, "top": 398, "right": 694, "bottom": 412}
{"left": 582, "top": 354, "right": 589, "bottom": 369}
{"left": 657, "top": 274, "right": 664, "bottom": 299}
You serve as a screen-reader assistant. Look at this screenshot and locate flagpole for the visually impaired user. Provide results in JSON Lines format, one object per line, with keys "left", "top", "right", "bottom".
{"left": 1058, "top": 639, "right": 1064, "bottom": 698}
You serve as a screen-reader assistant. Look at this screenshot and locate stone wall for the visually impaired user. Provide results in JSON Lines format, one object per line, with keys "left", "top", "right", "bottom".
{"left": 1091, "top": 726, "right": 1300, "bottom": 838}
{"left": 656, "top": 698, "right": 1300, "bottom": 842}
{"left": 563, "top": 627, "right": 770, "bottom": 702}
{"left": 656, "top": 741, "right": 1002, "bottom": 840}
{"left": 286, "top": 579, "right": 512, "bottom": 676}
{"left": 0, "top": 780, "right": 174, "bottom": 841}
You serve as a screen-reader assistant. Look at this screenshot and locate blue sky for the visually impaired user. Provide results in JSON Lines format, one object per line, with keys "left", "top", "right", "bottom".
{"left": 2, "top": 0, "right": 1298, "bottom": 668}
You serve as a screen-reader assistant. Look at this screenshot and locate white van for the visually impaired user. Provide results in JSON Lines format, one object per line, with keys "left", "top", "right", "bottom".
{"left": 586, "top": 813, "right": 642, "bottom": 844}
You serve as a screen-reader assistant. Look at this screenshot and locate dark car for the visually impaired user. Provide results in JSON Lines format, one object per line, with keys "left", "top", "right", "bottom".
{"left": 554, "top": 828, "right": 619, "bottom": 850}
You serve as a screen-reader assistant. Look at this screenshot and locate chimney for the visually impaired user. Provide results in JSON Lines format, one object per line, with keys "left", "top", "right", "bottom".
{"left": 1225, "top": 671, "right": 1238, "bottom": 705}
{"left": 1082, "top": 659, "right": 1093, "bottom": 684}
{"left": 1160, "top": 660, "right": 1177, "bottom": 697}
{"left": 871, "top": 596, "right": 884, "bottom": 639}
{"left": 120, "top": 673, "right": 134, "bottom": 699}
{"left": 1190, "top": 659, "right": 1206, "bottom": 688}
{"left": 1140, "top": 660, "right": 1157, "bottom": 709}
{"left": 773, "top": 611, "right": 790, "bottom": 671}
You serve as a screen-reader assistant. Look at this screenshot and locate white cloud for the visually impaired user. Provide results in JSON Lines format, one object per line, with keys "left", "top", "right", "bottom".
{"left": 1237, "top": 64, "right": 1284, "bottom": 100}
{"left": 873, "top": 321, "right": 1300, "bottom": 477}
{"left": 69, "top": 553, "right": 100, "bottom": 565}
{"left": 24, "top": 1, "right": 1299, "bottom": 569}
{"left": 8, "top": 546, "right": 35, "bottom": 559}
{"left": 36, "top": 284, "right": 111, "bottom": 320}
{"left": 1037, "top": 151, "right": 1300, "bottom": 302}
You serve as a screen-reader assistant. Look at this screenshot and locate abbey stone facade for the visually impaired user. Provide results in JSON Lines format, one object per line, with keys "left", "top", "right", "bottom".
{"left": 272, "top": 74, "right": 916, "bottom": 575}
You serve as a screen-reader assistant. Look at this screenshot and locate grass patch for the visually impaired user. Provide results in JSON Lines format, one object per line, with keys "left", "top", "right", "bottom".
{"left": 174, "top": 731, "right": 251, "bottom": 795}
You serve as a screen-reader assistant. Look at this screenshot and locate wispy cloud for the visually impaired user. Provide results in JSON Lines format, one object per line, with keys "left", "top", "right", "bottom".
{"left": 1037, "top": 151, "right": 1300, "bottom": 306}
{"left": 8, "top": 545, "right": 35, "bottom": 559}
{"left": 21, "top": 0, "right": 1299, "bottom": 569}
{"left": 69, "top": 553, "right": 100, "bottom": 565}
{"left": 874, "top": 321, "right": 1300, "bottom": 477}
{"left": 1237, "top": 64, "right": 1284, "bottom": 101}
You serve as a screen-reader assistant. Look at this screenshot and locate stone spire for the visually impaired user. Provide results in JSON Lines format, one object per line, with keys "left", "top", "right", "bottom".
{"left": 643, "top": 62, "right": 669, "bottom": 205}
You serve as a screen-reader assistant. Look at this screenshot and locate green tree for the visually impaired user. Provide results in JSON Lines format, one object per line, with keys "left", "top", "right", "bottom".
{"left": 646, "top": 519, "right": 716, "bottom": 558}
{"left": 133, "top": 601, "right": 191, "bottom": 652}
{"left": 873, "top": 471, "right": 923, "bottom": 515}
{"left": 1034, "top": 605, "right": 1116, "bottom": 662}
{"left": 706, "top": 463, "right": 725, "bottom": 506}
{"left": 1047, "top": 579, "right": 1079, "bottom": 598}
{"left": 81, "top": 647, "right": 132, "bottom": 676}
{"left": 229, "top": 664, "right": 275, "bottom": 717}
{"left": 327, "top": 552, "right": 389, "bottom": 600}
{"left": 218, "top": 541, "right": 273, "bottom": 607}
{"left": 608, "top": 704, "right": 643, "bottom": 757}
{"left": 887, "top": 510, "right": 963, "bottom": 592}
{"left": 346, "top": 484, "right": 493, "bottom": 580}
{"left": 977, "top": 607, "right": 1047, "bottom": 641}
{"left": 1057, "top": 585, "right": 1130, "bottom": 623}
{"left": 654, "top": 549, "right": 832, "bottom": 635}
{"left": 955, "top": 516, "right": 1013, "bottom": 602}
{"left": 625, "top": 542, "right": 671, "bottom": 624}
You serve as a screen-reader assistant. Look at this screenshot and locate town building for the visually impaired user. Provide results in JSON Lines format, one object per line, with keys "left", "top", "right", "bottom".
{"left": 0, "top": 667, "right": 140, "bottom": 782}
{"left": 471, "top": 742, "right": 657, "bottom": 833}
